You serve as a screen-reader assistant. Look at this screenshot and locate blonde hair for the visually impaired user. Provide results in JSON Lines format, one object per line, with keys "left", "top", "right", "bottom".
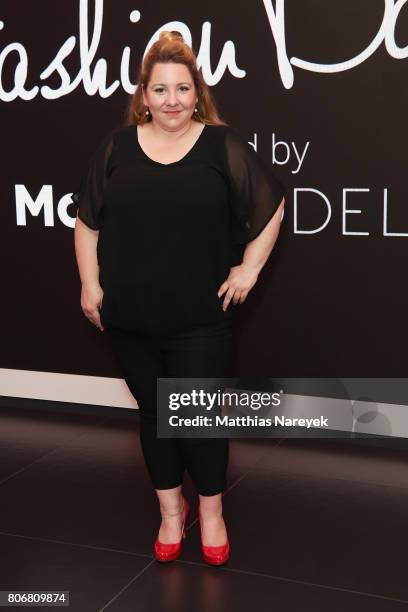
{"left": 124, "top": 30, "right": 228, "bottom": 127}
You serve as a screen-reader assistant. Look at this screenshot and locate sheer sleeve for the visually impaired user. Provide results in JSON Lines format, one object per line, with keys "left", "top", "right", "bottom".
{"left": 71, "top": 130, "right": 115, "bottom": 230}
{"left": 224, "top": 127, "right": 287, "bottom": 245}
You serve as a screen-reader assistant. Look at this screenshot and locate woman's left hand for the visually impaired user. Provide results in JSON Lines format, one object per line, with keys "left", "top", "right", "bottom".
{"left": 217, "top": 264, "right": 259, "bottom": 311}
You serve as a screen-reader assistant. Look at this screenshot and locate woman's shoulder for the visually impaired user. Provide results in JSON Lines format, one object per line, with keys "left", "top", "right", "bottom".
{"left": 205, "top": 123, "right": 244, "bottom": 145}
{"left": 97, "top": 124, "right": 137, "bottom": 157}
{"left": 204, "top": 123, "right": 237, "bottom": 149}
{"left": 205, "top": 123, "right": 231, "bottom": 135}
{"left": 110, "top": 124, "right": 135, "bottom": 141}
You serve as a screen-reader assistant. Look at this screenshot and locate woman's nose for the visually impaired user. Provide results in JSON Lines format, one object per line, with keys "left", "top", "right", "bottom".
{"left": 166, "top": 90, "right": 179, "bottom": 104}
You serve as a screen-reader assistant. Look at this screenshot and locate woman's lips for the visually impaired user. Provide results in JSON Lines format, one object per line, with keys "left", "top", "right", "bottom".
{"left": 165, "top": 110, "right": 181, "bottom": 114}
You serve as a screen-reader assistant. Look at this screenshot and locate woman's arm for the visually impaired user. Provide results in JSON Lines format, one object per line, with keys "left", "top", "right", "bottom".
{"left": 74, "top": 214, "right": 104, "bottom": 331}
{"left": 217, "top": 197, "right": 285, "bottom": 311}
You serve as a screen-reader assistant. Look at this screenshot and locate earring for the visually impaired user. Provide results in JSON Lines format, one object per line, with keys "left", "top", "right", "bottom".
{"left": 145, "top": 108, "right": 150, "bottom": 115}
{"left": 194, "top": 108, "right": 198, "bottom": 113}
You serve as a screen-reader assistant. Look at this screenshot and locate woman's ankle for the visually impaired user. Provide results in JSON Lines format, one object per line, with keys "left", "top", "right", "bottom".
{"left": 155, "top": 486, "right": 184, "bottom": 518}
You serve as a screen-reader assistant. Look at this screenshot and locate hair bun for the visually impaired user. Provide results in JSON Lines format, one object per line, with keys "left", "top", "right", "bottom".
{"left": 159, "top": 30, "right": 184, "bottom": 43}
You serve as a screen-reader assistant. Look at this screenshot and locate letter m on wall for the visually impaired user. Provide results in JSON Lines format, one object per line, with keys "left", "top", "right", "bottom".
{"left": 15, "top": 185, "right": 54, "bottom": 226}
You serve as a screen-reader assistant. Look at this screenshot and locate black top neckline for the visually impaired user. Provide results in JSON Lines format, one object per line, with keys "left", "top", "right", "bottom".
{"left": 135, "top": 122, "right": 208, "bottom": 167}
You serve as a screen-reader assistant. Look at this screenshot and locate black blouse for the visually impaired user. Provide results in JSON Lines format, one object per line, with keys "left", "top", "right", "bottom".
{"left": 72, "top": 123, "right": 286, "bottom": 333}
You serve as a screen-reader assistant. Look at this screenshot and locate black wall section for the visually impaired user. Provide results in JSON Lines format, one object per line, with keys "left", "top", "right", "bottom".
{"left": 1, "top": 0, "right": 406, "bottom": 377}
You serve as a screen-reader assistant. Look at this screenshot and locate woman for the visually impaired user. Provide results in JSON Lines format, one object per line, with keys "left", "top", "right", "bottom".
{"left": 73, "top": 31, "right": 286, "bottom": 566}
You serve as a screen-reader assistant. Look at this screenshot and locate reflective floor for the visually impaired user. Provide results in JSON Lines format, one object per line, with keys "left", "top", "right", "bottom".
{"left": 0, "top": 405, "right": 407, "bottom": 611}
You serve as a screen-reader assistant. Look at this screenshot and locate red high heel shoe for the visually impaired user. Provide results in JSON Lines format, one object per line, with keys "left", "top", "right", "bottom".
{"left": 154, "top": 496, "right": 189, "bottom": 562}
{"left": 198, "top": 509, "right": 230, "bottom": 566}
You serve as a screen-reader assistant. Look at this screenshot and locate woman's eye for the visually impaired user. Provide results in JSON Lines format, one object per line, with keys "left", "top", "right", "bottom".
{"left": 154, "top": 87, "right": 190, "bottom": 93}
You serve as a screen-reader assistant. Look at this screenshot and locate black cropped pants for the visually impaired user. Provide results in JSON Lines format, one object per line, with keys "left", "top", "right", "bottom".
{"left": 105, "top": 318, "right": 234, "bottom": 496}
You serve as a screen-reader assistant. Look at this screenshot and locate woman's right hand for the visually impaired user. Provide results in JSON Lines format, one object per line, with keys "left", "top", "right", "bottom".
{"left": 81, "top": 283, "right": 104, "bottom": 331}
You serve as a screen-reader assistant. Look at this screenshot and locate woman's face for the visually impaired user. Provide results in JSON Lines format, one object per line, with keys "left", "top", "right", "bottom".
{"left": 142, "top": 62, "right": 198, "bottom": 130}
